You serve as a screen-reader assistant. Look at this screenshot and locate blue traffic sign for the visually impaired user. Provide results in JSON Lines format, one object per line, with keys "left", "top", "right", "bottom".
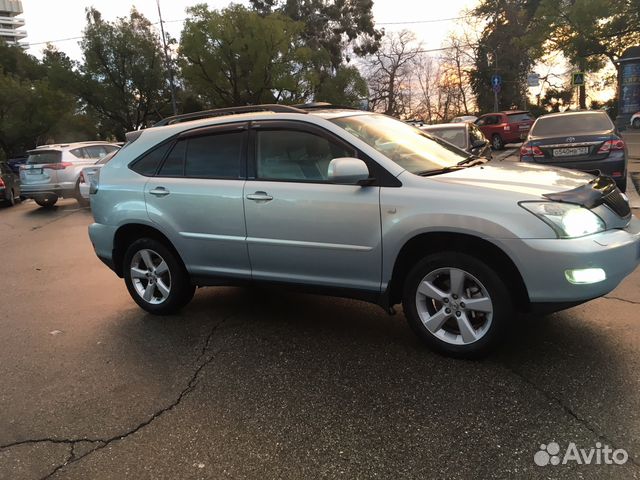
{"left": 491, "top": 74, "right": 502, "bottom": 87}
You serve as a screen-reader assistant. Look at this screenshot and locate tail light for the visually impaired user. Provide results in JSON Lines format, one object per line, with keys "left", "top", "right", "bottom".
{"left": 597, "top": 139, "right": 625, "bottom": 154}
{"left": 520, "top": 144, "right": 544, "bottom": 157}
{"left": 43, "top": 162, "right": 73, "bottom": 170}
{"left": 0, "top": 177, "right": 4, "bottom": 188}
{"left": 79, "top": 171, "right": 85, "bottom": 184}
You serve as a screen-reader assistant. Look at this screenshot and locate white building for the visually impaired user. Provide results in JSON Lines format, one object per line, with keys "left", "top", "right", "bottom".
{"left": 0, "top": 0, "right": 26, "bottom": 48}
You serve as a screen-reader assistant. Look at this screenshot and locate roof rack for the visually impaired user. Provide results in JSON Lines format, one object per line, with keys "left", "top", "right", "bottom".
{"left": 153, "top": 104, "right": 307, "bottom": 127}
{"left": 293, "top": 102, "right": 360, "bottom": 111}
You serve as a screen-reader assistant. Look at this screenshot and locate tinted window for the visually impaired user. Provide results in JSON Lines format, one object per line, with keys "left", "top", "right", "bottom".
{"left": 27, "top": 151, "right": 62, "bottom": 164}
{"left": 185, "top": 133, "right": 243, "bottom": 179}
{"left": 84, "top": 146, "right": 107, "bottom": 158}
{"left": 507, "top": 113, "right": 534, "bottom": 123}
{"left": 256, "top": 129, "right": 352, "bottom": 181}
{"left": 159, "top": 140, "right": 186, "bottom": 176}
{"left": 130, "top": 142, "right": 172, "bottom": 176}
{"left": 70, "top": 148, "right": 89, "bottom": 159}
{"left": 423, "top": 127, "right": 466, "bottom": 148}
{"left": 531, "top": 113, "right": 614, "bottom": 137}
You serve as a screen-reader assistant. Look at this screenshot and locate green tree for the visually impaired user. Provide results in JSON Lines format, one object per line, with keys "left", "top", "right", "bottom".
{"left": 249, "top": 0, "right": 378, "bottom": 102}
{"left": 78, "top": 8, "right": 171, "bottom": 139}
{"left": 526, "top": 0, "right": 640, "bottom": 108}
{"left": 470, "top": 1, "right": 541, "bottom": 113}
{"left": 179, "top": 4, "right": 317, "bottom": 107}
{"left": 0, "top": 43, "right": 73, "bottom": 157}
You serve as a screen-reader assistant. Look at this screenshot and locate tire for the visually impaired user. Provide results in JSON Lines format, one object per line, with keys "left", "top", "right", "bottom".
{"left": 402, "top": 252, "right": 513, "bottom": 359}
{"left": 491, "top": 134, "right": 504, "bottom": 150}
{"left": 633, "top": 118, "right": 640, "bottom": 129}
{"left": 35, "top": 195, "right": 58, "bottom": 208}
{"left": 123, "top": 238, "right": 195, "bottom": 315}
{"left": 5, "top": 188, "right": 15, "bottom": 207}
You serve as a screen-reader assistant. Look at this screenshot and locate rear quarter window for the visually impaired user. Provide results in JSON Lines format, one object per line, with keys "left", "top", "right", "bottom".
{"left": 507, "top": 113, "right": 534, "bottom": 123}
{"left": 129, "top": 142, "right": 173, "bottom": 176}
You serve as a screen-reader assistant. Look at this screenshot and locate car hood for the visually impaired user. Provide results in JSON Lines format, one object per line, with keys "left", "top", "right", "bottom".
{"left": 429, "top": 161, "right": 595, "bottom": 197}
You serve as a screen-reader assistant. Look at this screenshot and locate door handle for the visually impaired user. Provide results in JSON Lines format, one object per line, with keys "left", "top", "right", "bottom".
{"left": 149, "top": 187, "right": 170, "bottom": 197}
{"left": 246, "top": 191, "right": 273, "bottom": 202}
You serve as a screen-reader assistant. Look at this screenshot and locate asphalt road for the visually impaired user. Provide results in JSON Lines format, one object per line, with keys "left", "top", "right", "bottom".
{"left": 0, "top": 197, "right": 639, "bottom": 480}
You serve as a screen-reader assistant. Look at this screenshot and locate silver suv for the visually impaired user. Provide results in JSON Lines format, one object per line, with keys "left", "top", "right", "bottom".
{"left": 88, "top": 104, "right": 640, "bottom": 357}
{"left": 20, "top": 141, "right": 120, "bottom": 207}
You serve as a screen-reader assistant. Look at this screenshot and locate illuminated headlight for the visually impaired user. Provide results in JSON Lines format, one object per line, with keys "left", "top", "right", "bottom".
{"left": 520, "top": 202, "right": 605, "bottom": 238}
{"left": 565, "top": 268, "right": 606, "bottom": 284}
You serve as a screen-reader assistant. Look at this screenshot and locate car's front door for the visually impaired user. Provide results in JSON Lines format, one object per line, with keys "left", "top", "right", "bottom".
{"left": 144, "top": 124, "right": 251, "bottom": 280}
{"left": 243, "top": 121, "right": 383, "bottom": 292}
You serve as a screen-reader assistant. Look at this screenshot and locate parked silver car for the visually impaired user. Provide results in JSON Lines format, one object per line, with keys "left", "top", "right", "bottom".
{"left": 20, "top": 142, "right": 120, "bottom": 207}
{"left": 77, "top": 150, "right": 120, "bottom": 205}
{"left": 88, "top": 104, "right": 640, "bottom": 358}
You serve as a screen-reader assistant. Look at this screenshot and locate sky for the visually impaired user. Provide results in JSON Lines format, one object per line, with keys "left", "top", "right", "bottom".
{"left": 20, "top": 0, "right": 477, "bottom": 61}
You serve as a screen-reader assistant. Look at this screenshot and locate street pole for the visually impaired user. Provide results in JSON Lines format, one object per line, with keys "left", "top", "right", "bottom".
{"left": 493, "top": 50, "right": 499, "bottom": 112}
{"left": 156, "top": 0, "right": 178, "bottom": 116}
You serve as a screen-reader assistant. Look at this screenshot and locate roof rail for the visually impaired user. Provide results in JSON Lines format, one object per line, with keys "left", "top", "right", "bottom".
{"left": 293, "top": 102, "right": 360, "bottom": 111}
{"left": 153, "top": 104, "right": 307, "bottom": 127}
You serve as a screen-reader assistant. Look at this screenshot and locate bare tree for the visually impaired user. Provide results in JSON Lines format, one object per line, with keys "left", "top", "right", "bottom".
{"left": 366, "top": 31, "right": 421, "bottom": 118}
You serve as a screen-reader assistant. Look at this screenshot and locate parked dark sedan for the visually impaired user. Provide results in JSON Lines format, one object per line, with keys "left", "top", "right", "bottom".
{"left": 0, "top": 161, "right": 20, "bottom": 207}
{"left": 520, "top": 111, "right": 628, "bottom": 192}
{"left": 7, "top": 155, "right": 27, "bottom": 174}
{"left": 420, "top": 122, "right": 493, "bottom": 159}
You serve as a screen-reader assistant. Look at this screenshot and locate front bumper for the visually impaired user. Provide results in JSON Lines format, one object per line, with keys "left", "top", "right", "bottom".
{"left": 502, "top": 217, "right": 640, "bottom": 303}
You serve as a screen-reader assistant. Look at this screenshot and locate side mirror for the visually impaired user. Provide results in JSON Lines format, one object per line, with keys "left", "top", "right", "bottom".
{"left": 328, "top": 157, "right": 373, "bottom": 185}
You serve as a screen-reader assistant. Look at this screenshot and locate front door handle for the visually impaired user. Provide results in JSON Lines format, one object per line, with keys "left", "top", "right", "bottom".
{"left": 246, "top": 191, "right": 273, "bottom": 202}
{"left": 149, "top": 187, "right": 170, "bottom": 197}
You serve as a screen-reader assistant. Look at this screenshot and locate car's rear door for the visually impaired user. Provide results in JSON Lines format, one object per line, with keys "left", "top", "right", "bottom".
{"left": 144, "top": 123, "right": 252, "bottom": 280}
{"left": 243, "top": 120, "right": 382, "bottom": 292}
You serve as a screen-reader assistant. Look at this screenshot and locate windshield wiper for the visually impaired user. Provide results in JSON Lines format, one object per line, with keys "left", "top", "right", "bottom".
{"left": 457, "top": 154, "right": 487, "bottom": 167}
{"left": 415, "top": 165, "right": 466, "bottom": 177}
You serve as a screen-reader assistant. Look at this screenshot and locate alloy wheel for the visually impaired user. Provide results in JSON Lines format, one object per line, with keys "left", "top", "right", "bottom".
{"left": 415, "top": 267, "right": 493, "bottom": 345}
{"left": 130, "top": 249, "right": 172, "bottom": 305}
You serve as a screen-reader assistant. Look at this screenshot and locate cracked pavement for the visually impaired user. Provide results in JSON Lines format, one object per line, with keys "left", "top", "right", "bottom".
{"left": 0, "top": 198, "right": 639, "bottom": 479}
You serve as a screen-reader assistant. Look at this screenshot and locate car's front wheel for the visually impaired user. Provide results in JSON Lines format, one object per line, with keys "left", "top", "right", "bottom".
{"left": 633, "top": 118, "right": 640, "bottom": 129}
{"left": 123, "top": 238, "right": 195, "bottom": 315}
{"left": 402, "top": 252, "right": 513, "bottom": 358}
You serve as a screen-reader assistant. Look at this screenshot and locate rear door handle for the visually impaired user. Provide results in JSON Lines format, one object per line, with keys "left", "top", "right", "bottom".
{"left": 246, "top": 191, "right": 273, "bottom": 202}
{"left": 149, "top": 187, "right": 170, "bottom": 197}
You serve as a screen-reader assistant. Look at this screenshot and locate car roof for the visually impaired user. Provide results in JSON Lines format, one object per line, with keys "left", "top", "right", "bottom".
{"left": 28, "top": 142, "right": 120, "bottom": 153}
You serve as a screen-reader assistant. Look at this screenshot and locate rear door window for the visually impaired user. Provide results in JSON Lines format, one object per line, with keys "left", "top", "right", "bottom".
{"left": 184, "top": 132, "right": 244, "bottom": 179}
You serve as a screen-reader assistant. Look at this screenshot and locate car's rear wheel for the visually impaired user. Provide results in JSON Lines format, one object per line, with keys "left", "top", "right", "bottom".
{"left": 123, "top": 238, "right": 195, "bottom": 315}
{"left": 491, "top": 134, "right": 504, "bottom": 150}
{"left": 5, "top": 188, "right": 16, "bottom": 207}
{"left": 633, "top": 118, "right": 640, "bottom": 129}
{"left": 402, "top": 252, "right": 513, "bottom": 358}
{"left": 35, "top": 195, "right": 58, "bottom": 208}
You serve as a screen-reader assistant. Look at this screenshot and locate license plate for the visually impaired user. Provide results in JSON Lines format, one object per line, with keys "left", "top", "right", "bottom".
{"left": 27, "top": 168, "right": 42, "bottom": 174}
{"left": 553, "top": 147, "right": 589, "bottom": 157}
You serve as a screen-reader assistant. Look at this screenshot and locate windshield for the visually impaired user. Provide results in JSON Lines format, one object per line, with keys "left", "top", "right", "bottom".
{"left": 422, "top": 127, "right": 466, "bottom": 149}
{"left": 331, "top": 114, "right": 468, "bottom": 173}
{"left": 531, "top": 113, "right": 614, "bottom": 137}
{"left": 27, "top": 151, "right": 62, "bottom": 165}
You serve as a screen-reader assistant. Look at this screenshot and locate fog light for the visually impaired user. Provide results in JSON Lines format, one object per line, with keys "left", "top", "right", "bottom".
{"left": 565, "top": 268, "right": 606, "bottom": 284}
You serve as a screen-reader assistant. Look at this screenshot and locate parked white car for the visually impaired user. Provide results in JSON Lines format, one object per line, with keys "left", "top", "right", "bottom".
{"left": 78, "top": 150, "right": 120, "bottom": 206}
{"left": 20, "top": 141, "right": 120, "bottom": 207}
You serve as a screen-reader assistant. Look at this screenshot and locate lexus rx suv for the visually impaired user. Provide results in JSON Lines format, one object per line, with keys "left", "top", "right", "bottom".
{"left": 88, "top": 104, "right": 640, "bottom": 358}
